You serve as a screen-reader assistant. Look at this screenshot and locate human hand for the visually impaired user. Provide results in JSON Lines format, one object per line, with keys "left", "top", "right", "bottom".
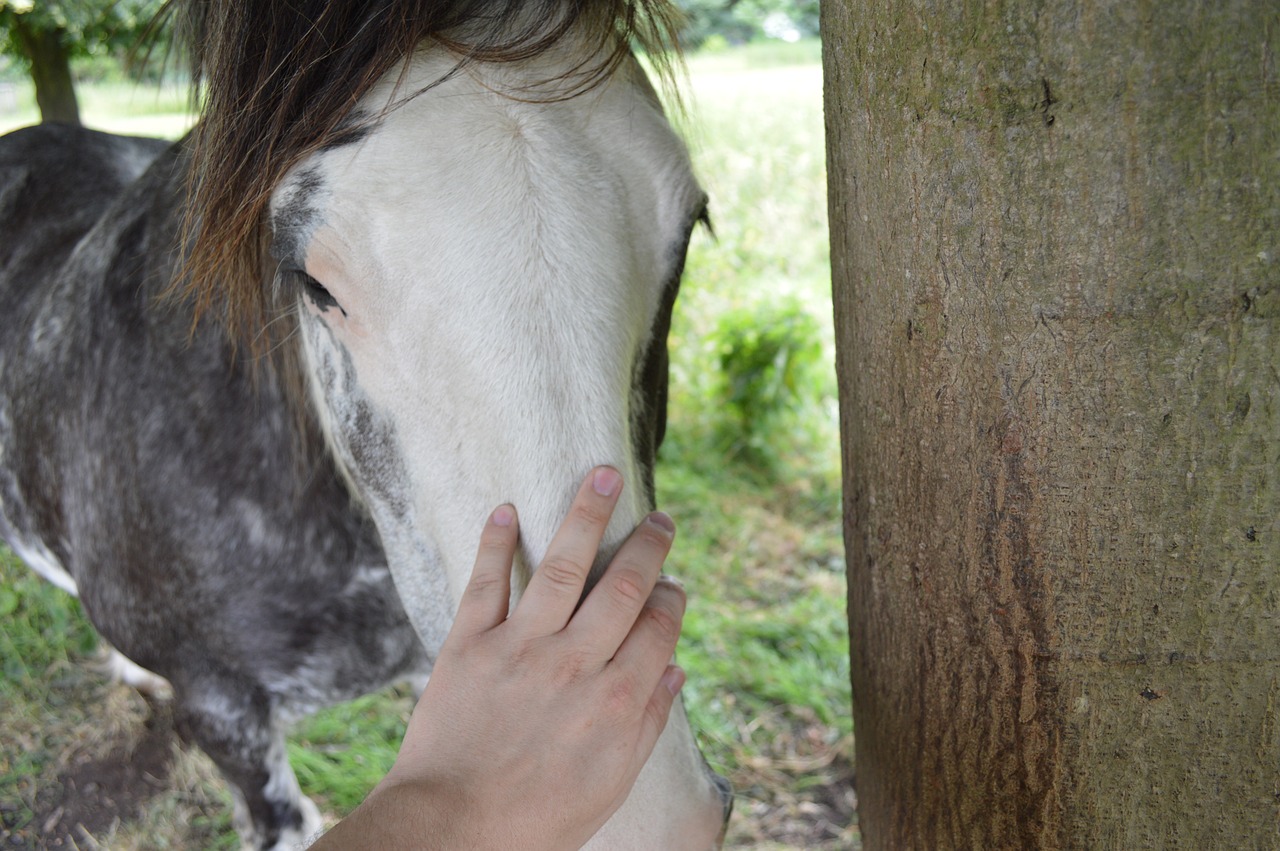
{"left": 312, "top": 466, "right": 686, "bottom": 850}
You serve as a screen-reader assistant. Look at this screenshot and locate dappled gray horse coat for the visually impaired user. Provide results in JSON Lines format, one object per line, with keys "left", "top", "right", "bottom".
{"left": 0, "top": 124, "right": 429, "bottom": 846}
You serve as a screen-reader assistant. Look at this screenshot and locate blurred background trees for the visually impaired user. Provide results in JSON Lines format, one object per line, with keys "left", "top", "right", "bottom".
{"left": 0, "top": 0, "right": 159, "bottom": 123}
{"left": 0, "top": 0, "right": 820, "bottom": 122}
{"left": 677, "top": 0, "right": 819, "bottom": 48}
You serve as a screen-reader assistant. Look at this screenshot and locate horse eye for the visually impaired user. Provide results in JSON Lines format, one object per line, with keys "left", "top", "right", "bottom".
{"left": 292, "top": 270, "right": 343, "bottom": 315}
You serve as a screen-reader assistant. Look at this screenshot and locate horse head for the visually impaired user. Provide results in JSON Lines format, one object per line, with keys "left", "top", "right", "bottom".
{"left": 184, "top": 5, "right": 729, "bottom": 847}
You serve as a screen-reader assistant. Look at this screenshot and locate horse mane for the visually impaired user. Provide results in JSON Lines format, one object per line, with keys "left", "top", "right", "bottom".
{"left": 166, "top": 0, "right": 684, "bottom": 350}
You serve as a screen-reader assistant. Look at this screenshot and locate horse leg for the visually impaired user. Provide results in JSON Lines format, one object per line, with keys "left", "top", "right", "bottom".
{"left": 100, "top": 644, "right": 174, "bottom": 700}
{"left": 174, "top": 677, "right": 321, "bottom": 851}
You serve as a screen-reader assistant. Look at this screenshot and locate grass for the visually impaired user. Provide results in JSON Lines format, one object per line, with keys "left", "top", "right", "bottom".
{"left": 0, "top": 38, "right": 853, "bottom": 848}
{"left": 0, "top": 559, "right": 98, "bottom": 834}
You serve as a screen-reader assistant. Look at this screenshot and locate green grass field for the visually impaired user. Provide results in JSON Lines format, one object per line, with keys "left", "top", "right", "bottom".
{"left": 0, "top": 40, "right": 854, "bottom": 849}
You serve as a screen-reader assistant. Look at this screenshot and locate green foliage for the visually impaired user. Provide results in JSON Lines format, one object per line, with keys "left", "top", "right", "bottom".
{"left": 662, "top": 44, "right": 837, "bottom": 488}
{"left": 0, "top": 0, "right": 166, "bottom": 80}
{"left": 675, "top": 0, "right": 820, "bottom": 48}
{"left": 0, "top": 550, "right": 96, "bottom": 683}
{"left": 288, "top": 691, "right": 413, "bottom": 812}
{"left": 711, "top": 296, "right": 825, "bottom": 469}
{"left": 0, "top": 0, "right": 158, "bottom": 58}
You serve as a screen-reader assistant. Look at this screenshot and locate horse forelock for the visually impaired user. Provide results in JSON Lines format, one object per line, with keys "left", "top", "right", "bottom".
{"left": 171, "top": 0, "right": 686, "bottom": 353}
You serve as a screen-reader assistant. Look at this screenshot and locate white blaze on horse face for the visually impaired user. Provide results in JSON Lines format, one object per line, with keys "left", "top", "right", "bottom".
{"left": 281, "top": 49, "right": 701, "bottom": 633}
{"left": 274, "top": 46, "right": 725, "bottom": 849}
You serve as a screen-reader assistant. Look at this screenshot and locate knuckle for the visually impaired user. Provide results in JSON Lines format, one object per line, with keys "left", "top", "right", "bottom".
{"left": 537, "top": 555, "right": 584, "bottom": 591}
{"left": 604, "top": 674, "right": 638, "bottom": 713}
{"left": 508, "top": 637, "right": 540, "bottom": 670}
{"left": 477, "top": 531, "right": 513, "bottom": 556}
{"left": 572, "top": 500, "right": 613, "bottom": 528}
{"left": 553, "top": 648, "right": 592, "bottom": 686}
{"left": 464, "top": 571, "right": 506, "bottom": 598}
{"left": 642, "top": 604, "right": 681, "bottom": 641}
{"left": 609, "top": 567, "right": 649, "bottom": 607}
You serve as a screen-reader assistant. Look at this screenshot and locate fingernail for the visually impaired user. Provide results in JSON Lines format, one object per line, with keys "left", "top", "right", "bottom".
{"left": 593, "top": 467, "right": 621, "bottom": 496}
{"left": 492, "top": 505, "right": 515, "bottom": 527}
{"left": 646, "top": 512, "right": 676, "bottom": 535}
{"left": 662, "top": 665, "right": 686, "bottom": 696}
{"left": 658, "top": 573, "right": 683, "bottom": 589}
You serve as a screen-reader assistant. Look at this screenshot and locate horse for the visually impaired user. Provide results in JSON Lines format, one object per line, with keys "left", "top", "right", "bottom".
{"left": 0, "top": 1, "right": 731, "bottom": 847}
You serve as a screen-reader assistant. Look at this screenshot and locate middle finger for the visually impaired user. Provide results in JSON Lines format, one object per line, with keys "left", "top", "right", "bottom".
{"left": 566, "top": 511, "right": 675, "bottom": 663}
{"left": 509, "top": 466, "right": 623, "bottom": 636}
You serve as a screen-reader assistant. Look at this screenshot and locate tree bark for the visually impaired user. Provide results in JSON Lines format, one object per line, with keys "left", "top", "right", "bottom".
{"left": 822, "top": 1, "right": 1279, "bottom": 847}
{"left": 12, "top": 17, "right": 80, "bottom": 125}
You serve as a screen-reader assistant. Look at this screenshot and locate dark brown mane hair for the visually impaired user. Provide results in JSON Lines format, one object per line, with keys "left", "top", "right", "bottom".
{"left": 169, "top": 0, "right": 683, "bottom": 349}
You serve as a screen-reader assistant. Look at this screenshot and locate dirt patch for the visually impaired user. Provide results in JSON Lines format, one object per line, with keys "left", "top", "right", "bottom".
{"left": 727, "top": 750, "right": 858, "bottom": 849}
{"left": 4, "top": 701, "right": 179, "bottom": 849}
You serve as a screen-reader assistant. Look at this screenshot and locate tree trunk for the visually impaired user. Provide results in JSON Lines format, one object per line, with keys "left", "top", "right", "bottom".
{"left": 822, "top": 1, "right": 1278, "bottom": 847}
{"left": 12, "top": 17, "right": 80, "bottom": 125}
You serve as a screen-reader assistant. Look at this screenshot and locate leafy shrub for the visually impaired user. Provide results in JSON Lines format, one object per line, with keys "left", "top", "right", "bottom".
{"left": 710, "top": 296, "right": 826, "bottom": 471}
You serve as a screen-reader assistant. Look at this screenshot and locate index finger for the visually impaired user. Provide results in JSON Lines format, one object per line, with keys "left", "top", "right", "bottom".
{"left": 509, "top": 466, "right": 622, "bottom": 636}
